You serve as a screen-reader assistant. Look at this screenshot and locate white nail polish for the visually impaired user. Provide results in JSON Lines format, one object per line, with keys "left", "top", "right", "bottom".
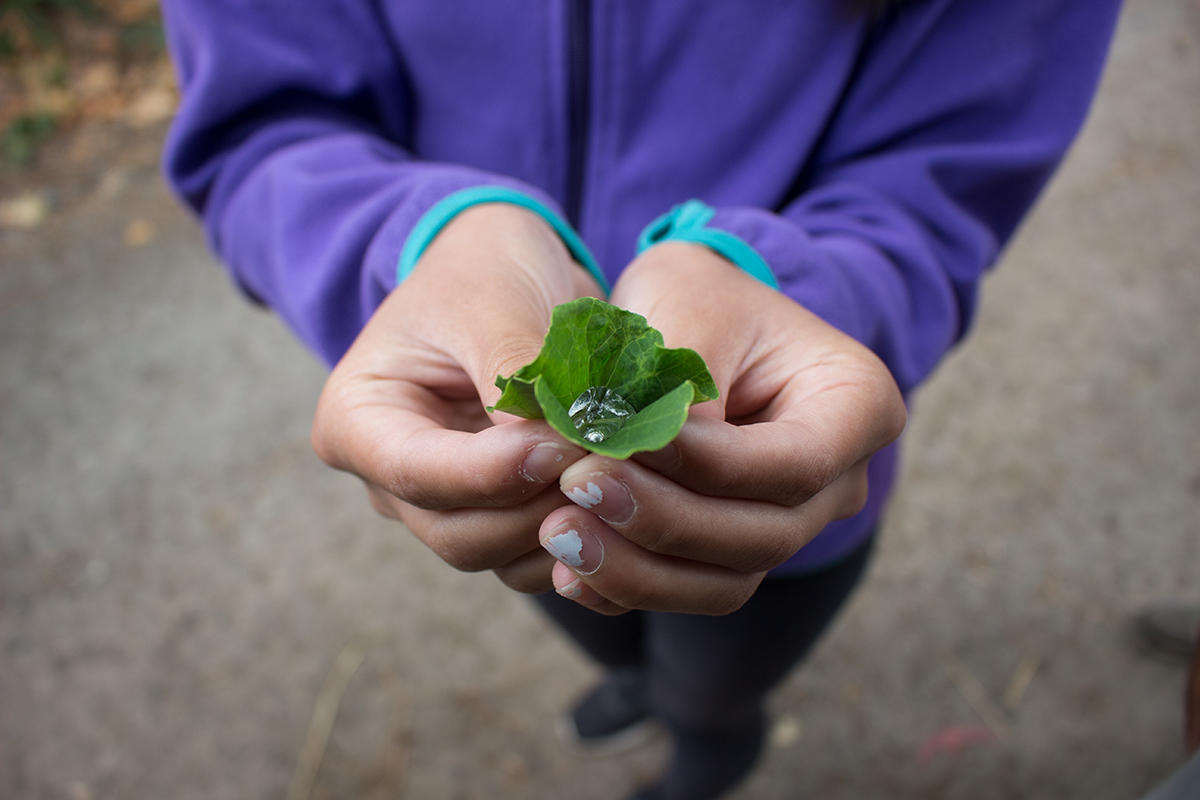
{"left": 557, "top": 579, "right": 583, "bottom": 599}
{"left": 543, "top": 529, "right": 585, "bottom": 568}
{"left": 566, "top": 481, "right": 604, "bottom": 509}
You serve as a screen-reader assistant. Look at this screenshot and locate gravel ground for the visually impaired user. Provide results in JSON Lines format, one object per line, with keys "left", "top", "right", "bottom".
{"left": 2, "top": 2, "right": 1199, "bottom": 798}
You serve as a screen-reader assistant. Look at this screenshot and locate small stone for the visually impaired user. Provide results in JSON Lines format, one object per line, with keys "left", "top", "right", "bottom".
{"left": 769, "top": 714, "right": 802, "bottom": 749}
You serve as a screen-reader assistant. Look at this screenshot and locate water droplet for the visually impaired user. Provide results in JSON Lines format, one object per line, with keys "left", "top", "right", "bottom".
{"left": 569, "top": 386, "right": 635, "bottom": 443}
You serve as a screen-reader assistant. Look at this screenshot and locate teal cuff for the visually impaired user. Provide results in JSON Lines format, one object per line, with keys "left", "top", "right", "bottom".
{"left": 636, "top": 199, "right": 779, "bottom": 290}
{"left": 396, "top": 186, "right": 610, "bottom": 295}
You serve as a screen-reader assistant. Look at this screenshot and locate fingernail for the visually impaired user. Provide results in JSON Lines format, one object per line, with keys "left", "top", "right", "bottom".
{"left": 555, "top": 578, "right": 604, "bottom": 607}
{"left": 521, "top": 442, "right": 573, "bottom": 483}
{"left": 556, "top": 578, "right": 584, "bottom": 599}
{"left": 563, "top": 473, "right": 635, "bottom": 526}
{"left": 542, "top": 523, "right": 604, "bottom": 575}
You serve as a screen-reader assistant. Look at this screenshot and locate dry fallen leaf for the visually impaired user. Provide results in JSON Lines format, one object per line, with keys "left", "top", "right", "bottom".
{"left": 76, "top": 61, "right": 120, "bottom": 98}
{"left": 100, "top": 0, "right": 161, "bottom": 24}
{"left": 124, "top": 218, "right": 155, "bottom": 247}
{"left": 125, "top": 87, "right": 176, "bottom": 128}
{"left": 0, "top": 192, "right": 52, "bottom": 230}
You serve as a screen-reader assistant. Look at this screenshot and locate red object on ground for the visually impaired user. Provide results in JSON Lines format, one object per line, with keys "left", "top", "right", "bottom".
{"left": 916, "top": 725, "right": 995, "bottom": 763}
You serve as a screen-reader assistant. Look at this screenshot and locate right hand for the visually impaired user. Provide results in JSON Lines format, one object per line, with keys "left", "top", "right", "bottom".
{"left": 534, "top": 242, "right": 905, "bottom": 615}
{"left": 311, "top": 204, "right": 600, "bottom": 593}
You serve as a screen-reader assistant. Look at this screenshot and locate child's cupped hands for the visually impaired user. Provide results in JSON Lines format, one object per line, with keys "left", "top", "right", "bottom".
{"left": 311, "top": 217, "right": 904, "bottom": 616}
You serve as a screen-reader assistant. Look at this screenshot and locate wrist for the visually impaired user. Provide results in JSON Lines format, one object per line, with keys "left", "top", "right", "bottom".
{"left": 625, "top": 240, "right": 770, "bottom": 297}
{"left": 637, "top": 199, "right": 779, "bottom": 290}
{"left": 397, "top": 186, "right": 610, "bottom": 294}
{"left": 414, "top": 203, "right": 577, "bottom": 290}
{"left": 440, "top": 202, "right": 568, "bottom": 263}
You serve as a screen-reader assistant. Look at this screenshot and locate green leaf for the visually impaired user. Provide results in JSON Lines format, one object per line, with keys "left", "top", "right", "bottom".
{"left": 491, "top": 298, "right": 717, "bottom": 458}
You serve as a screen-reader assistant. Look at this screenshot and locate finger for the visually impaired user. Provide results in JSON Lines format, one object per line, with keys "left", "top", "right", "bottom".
{"left": 549, "top": 564, "right": 629, "bottom": 616}
{"left": 559, "top": 456, "right": 869, "bottom": 572}
{"left": 315, "top": 391, "right": 587, "bottom": 509}
{"left": 632, "top": 390, "right": 901, "bottom": 506}
{"left": 369, "top": 482, "right": 573, "bottom": 573}
{"left": 608, "top": 243, "right": 768, "bottom": 418}
{"left": 538, "top": 507, "right": 766, "bottom": 615}
{"left": 492, "top": 548, "right": 558, "bottom": 595}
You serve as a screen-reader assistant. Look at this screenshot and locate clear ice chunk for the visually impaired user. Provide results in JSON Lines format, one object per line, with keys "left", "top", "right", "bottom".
{"left": 569, "top": 386, "right": 635, "bottom": 443}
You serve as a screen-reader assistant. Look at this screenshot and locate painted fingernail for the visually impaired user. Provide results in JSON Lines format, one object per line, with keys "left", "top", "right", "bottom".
{"left": 541, "top": 523, "right": 604, "bottom": 575}
{"left": 556, "top": 578, "right": 584, "bottom": 600}
{"left": 555, "top": 578, "right": 604, "bottom": 607}
{"left": 563, "top": 473, "right": 635, "bottom": 526}
{"left": 520, "top": 442, "right": 573, "bottom": 483}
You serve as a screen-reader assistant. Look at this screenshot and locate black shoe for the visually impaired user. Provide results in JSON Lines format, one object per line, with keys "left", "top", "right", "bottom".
{"left": 1134, "top": 604, "right": 1200, "bottom": 660}
{"left": 555, "top": 668, "right": 658, "bottom": 756}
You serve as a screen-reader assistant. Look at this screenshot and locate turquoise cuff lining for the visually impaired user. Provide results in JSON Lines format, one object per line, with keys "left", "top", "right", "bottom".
{"left": 636, "top": 199, "right": 779, "bottom": 290}
{"left": 396, "top": 186, "right": 610, "bottom": 295}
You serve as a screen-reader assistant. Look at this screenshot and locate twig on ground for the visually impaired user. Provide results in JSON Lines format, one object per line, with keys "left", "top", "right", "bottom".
{"left": 939, "top": 650, "right": 1011, "bottom": 741}
{"left": 287, "top": 638, "right": 369, "bottom": 800}
{"left": 1004, "top": 653, "right": 1041, "bottom": 711}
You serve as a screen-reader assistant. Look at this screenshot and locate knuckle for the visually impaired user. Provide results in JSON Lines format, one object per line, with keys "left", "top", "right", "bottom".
{"left": 781, "top": 474, "right": 823, "bottom": 508}
{"left": 427, "top": 529, "right": 489, "bottom": 573}
{"left": 634, "top": 522, "right": 686, "bottom": 557}
{"left": 365, "top": 485, "right": 402, "bottom": 520}
{"left": 835, "top": 470, "right": 871, "bottom": 521}
{"left": 702, "top": 461, "right": 745, "bottom": 497}
{"left": 310, "top": 375, "right": 359, "bottom": 469}
{"left": 771, "top": 442, "right": 839, "bottom": 507}
{"left": 865, "top": 363, "right": 907, "bottom": 442}
{"left": 310, "top": 424, "right": 334, "bottom": 467}
{"left": 481, "top": 342, "right": 542, "bottom": 396}
{"left": 466, "top": 465, "right": 527, "bottom": 507}
{"left": 797, "top": 442, "right": 841, "bottom": 499}
{"left": 607, "top": 580, "right": 656, "bottom": 612}
{"left": 309, "top": 398, "right": 341, "bottom": 468}
{"left": 774, "top": 480, "right": 815, "bottom": 508}
{"left": 884, "top": 394, "right": 908, "bottom": 443}
{"left": 382, "top": 462, "right": 442, "bottom": 510}
{"left": 493, "top": 564, "right": 550, "bottom": 594}
{"left": 741, "top": 533, "right": 796, "bottom": 573}
{"left": 706, "top": 583, "right": 755, "bottom": 616}
{"left": 843, "top": 476, "right": 871, "bottom": 518}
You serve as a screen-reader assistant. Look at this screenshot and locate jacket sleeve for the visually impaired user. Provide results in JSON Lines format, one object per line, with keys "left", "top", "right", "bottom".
{"left": 160, "top": 0, "right": 563, "bottom": 366}
{"left": 703, "top": 0, "right": 1122, "bottom": 394}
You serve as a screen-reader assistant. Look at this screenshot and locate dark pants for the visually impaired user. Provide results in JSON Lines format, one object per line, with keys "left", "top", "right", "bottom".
{"left": 533, "top": 536, "right": 875, "bottom": 798}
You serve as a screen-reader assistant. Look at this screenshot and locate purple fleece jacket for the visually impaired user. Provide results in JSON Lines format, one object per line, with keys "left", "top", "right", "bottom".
{"left": 161, "top": 0, "right": 1120, "bottom": 572}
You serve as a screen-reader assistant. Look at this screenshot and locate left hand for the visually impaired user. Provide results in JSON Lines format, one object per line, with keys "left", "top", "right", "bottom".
{"left": 538, "top": 242, "right": 907, "bottom": 615}
{"left": 310, "top": 204, "right": 599, "bottom": 596}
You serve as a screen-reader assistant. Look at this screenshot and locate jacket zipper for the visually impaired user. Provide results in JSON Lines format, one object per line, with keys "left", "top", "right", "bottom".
{"left": 565, "top": 0, "right": 590, "bottom": 226}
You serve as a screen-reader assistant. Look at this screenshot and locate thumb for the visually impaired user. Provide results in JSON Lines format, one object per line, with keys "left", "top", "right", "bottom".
{"left": 459, "top": 321, "right": 549, "bottom": 411}
{"left": 611, "top": 247, "right": 776, "bottom": 420}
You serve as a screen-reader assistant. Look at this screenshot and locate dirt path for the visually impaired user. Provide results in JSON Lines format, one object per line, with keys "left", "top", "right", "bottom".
{"left": 2, "top": 2, "right": 1198, "bottom": 798}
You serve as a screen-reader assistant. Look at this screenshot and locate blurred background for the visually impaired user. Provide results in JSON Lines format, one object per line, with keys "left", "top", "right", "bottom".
{"left": 1, "top": 1, "right": 1198, "bottom": 798}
